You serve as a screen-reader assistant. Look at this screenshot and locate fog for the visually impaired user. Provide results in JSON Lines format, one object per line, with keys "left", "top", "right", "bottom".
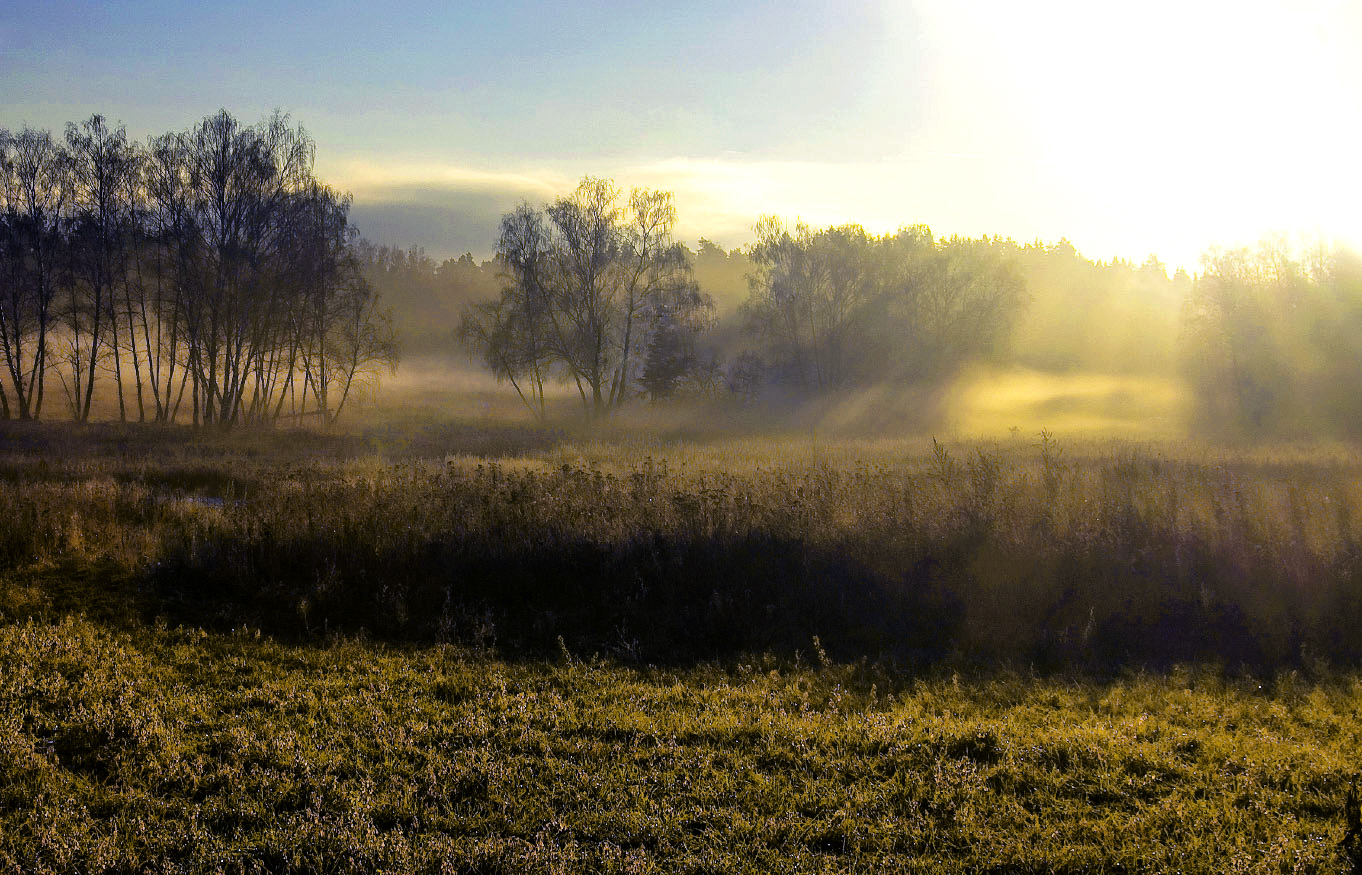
{"left": 2, "top": 113, "right": 1356, "bottom": 444}
{"left": 357, "top": 223, "right": 1352, "bottom": 446}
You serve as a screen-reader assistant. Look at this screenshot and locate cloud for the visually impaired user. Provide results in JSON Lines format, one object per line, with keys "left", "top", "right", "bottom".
{"left": 331, "top": 162, "right": 569, "bottom": 259}
{"left": 331, "top": 160, "right": 571, "bottom": 199}
{"left": 334, "top": 153, "right": 1082, "bottom": 262}
{"left": 347, "top": 194, "right": 509, "bottom": 261}
{"left": 322, "top": 0, "right": 1362, "bottom": 270}
{"left": 335, "top": 137, "right": 1362, "bottom": 272}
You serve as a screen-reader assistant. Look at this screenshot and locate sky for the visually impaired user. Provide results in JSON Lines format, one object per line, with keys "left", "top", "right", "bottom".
{"left": 4, "top": 0, "right": 1362, "bottom": 270}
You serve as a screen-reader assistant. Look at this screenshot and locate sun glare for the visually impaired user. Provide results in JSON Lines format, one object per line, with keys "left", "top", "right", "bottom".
{"left": 905, "top": 0, "right": 1362, "bottom": 267}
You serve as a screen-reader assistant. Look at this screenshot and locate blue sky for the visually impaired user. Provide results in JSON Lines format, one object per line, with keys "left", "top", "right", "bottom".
{"left": 3, "top": 1, "right": 915, "bottom": 160}
{"left": 4, "top": 1, "right": 1361, "bottom": 268}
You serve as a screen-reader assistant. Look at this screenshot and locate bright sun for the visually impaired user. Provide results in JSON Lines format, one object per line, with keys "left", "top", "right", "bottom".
{"left": 901, "top": 0, "right": 1362, "bottom": 268}
{"left": 327, "top": 1, "right": 1362, "bottom": 271}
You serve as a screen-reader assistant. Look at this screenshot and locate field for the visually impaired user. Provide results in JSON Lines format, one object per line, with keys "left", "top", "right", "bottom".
{"left": 5, "top": 616, "right": 1361, "bottom": 873}
{"left": 5, "top": 414, "right": 1362, "bottom": 872}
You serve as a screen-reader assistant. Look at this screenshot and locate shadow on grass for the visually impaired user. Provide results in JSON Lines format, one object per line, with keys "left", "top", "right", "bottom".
{"left": 124, "top": 527, "right": 1315, "bottom": 673}
{"left": 145, "top": 532, "right": 961, "bottom": 666}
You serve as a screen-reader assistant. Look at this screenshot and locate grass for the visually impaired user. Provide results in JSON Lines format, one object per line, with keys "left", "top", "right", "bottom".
{"left": 3, "top": 615, "right": 1361, "bottom": 873}
{"left": 5, "top": 421, "right": 1362, "bottom": 667}
{"left": 5, "top": 419, "right": 1362, "bottom": 871}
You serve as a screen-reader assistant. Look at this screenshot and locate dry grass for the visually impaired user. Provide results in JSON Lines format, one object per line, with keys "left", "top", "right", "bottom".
{"left": 5, "top": 420, "right": 1362, "bottom": 871}
{"left": 3, "top": 616, "right": 1360, "bottom": 873}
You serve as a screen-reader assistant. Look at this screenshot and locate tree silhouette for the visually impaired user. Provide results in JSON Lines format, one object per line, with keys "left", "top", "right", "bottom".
{"left": 0, "top": 110, "right": 396, "bottom": 428}
{"left": 465, "top": 177, "right": 711, "bottom": 417}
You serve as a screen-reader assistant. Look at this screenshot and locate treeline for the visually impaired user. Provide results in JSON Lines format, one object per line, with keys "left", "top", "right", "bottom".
{"left": 1182, "top": 241, "right": 1362, "bottom": 436}
{"left": 456, "top": 179, "right": 1033, "bottom": 417}
{"left": 739, "top": 220, "right": 1025, "bottom": 391}
{"left": 357, "top": 245, "right": 499, "bottom": 355}
{"left": 0, "top": 111, "right": 395, "bottom": 427}
{"left": 10, "top": 107, "right": 1345, "bottom": 438}
{"left": 456, "top": 177, "right": 1190, "bottom": 418}
{"left": 458, "top": 179, "right": 1362, "bottom": 438}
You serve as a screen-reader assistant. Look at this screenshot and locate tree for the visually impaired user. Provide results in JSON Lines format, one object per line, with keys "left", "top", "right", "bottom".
{"left": 284, "top": 184, "right": 397, "bottom": 426}
{"left": 740, "top": 221, "right": 1025, "bottom": 393}
{"left": 0, "top": 126, "right": 68, "bottom": 420}
{"left": 0, "top": 110, "right": 395, "bottom": 428}
{"left": 640, "top": 307, "right": 693, "bottom": 400}
{"left": 1180, "top": 243, "right": 1312, "bottom": 433}
{"left": 465, "top": 177, "right": 710, "bottom": 417}
{"left": 313, "top": 249, "right": 397, "bottom": 426}
{"left": 63, "top": 115, "right": 140, "bottom": 422}
{"left": 131, "top": 130, "right": 197, "bottom": 422}
{"left": 741, "top": 219, "right": 878, "bottom": 390}
{"left": 884, "top": 234, "right": 1027, "bottom": 381}
{"left": 179, "top": 109, "right": 314, "bottom": 427}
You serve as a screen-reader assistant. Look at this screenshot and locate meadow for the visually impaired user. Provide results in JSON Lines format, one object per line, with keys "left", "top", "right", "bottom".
{"left": 5, "top": 412, "right": 1362, "bottom": 871}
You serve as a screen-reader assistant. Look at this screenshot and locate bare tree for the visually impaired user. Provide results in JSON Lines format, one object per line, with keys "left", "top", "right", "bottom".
{"left": 471, "top": 177, "right": 707, "bottom": 417}
{"left": 0, "top": 111, "right": 404, "bottom": 429}
{"left": 281, "top": 183, "right": 396, "bottom": 425}
{"left": 129, "top": 132, "right": 196, "bottom": 422}
{"left": 322, "top": 262, "right": 397, "bottom": 425}
{"left": 460, "top": 205, "right": 557, "bottom": 418}
{"left": 62, "top": 115, "right": 139, "bottom": 422}
{"left": 178, "top": 110, "right": 313, "bottom": 427}
{"left": 0, "top": 127, "right": 68, "bottom": 419}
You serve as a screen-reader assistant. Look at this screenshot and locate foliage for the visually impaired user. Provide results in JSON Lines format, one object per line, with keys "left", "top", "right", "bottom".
{"left": 1180, "top": 240, "right": 1362, "bottom": 436}
{"left": 741, "top": 221, "right": 1027, "bottom": 393}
